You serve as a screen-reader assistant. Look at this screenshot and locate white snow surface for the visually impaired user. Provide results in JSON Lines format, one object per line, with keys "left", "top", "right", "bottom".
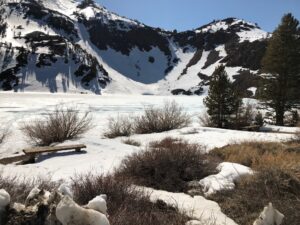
{"left": 87, "top": 194, "right": 108, "bottom": 215}
{"left": 0, "top": 92, "right": 294, "bottom": 181}
{"left": 0, "top": 189, "right": 10, "bottom": 211}
{"left": 253, "top": 203, "right": 284, "bottom": 225}
{"left": 140, "top": 186, "right": 238, "bottom": 225}
{"left": 58, "top": 183, "right": 74, "bottom": 198}
{"left": 56, "top": 196, "right": 110, "bottom": 225}
{"left": 199, "top": 162, "right": 253, "bottom": 196}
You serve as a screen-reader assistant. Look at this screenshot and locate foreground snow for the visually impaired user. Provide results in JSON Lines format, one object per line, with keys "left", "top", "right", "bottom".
{"left": 140, "top": 186, "right": 238, "bottom": 225}
{"left": 199, "top": 162, "right": 253, "bottom": 196}
{"left": 0, "top": 92, "right": 294, "bottom": 181}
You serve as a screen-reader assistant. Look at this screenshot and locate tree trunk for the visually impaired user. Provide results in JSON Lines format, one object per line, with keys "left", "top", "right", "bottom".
{"left": 275, "top": 108, "right": 284, "bottom": 126}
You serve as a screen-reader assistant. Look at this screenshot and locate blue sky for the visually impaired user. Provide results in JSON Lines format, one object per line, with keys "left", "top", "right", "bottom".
{"left": 96, "top": 0, "right": 300, "bottom": 32}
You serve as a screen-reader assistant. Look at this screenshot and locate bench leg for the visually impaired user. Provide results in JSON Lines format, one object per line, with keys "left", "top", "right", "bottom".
{"left": 75, "top": 148, "right": 81, "bottom": 152}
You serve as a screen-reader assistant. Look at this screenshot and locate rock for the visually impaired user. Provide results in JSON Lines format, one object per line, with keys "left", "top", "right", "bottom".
{"left": 253, "top": 203, "right": 284, "bottom": 225}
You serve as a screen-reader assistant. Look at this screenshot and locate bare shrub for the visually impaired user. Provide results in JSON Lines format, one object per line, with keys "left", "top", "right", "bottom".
{"left": 104, "top": 115, "right": 133, "bottom": 138}
{"left": 210, "top": 168, "right": 300, "bottom": 225}
{"left": 0, "top": 174, "right": 57, "bottom": 203}
{"left": 21, "top": 105, "right": 92, "bottom": 146}
{"left": 116, "top": 138, "right": 218, "bottom": 192}
{"left": 71, "top": 173, "right": 188, "bottom": 225}
{"left": 134, "top": 101, "right": 191, "bottom": 134}
{"left": 122, "top": 138, "right": 141, "bottom": 147}
{"left": 198, "top": 112, "right": 214, "bottom": 127}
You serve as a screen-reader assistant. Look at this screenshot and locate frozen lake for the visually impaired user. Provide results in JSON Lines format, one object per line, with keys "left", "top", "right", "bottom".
{"left": 0, "top": 92, "right": 294, "bottom": 181}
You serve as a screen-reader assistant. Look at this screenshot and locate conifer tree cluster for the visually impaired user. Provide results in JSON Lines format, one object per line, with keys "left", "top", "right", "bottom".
{"left": 204, "top": 13, "right": 300, "bottom": 128}
{"left": 204, "top": 65, "right": 242, "bottom": 128}
{"left": 259, "top": 13, "right": 300, "bottom": 126}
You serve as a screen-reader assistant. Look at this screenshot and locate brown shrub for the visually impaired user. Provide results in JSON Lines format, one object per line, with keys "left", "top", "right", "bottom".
{"left": 134, "top": 101, "right": 191, "bottom": 134}
{"left": 210, "top": 168, "right": 300, "bottom": 225}
{"left": 210, "top": 141, "right": 300, "bottom": 175}
{"left": 0, "top": 174, "right": 57, "bottom": 203}
{"left": 21, "top": 105, "right": 92, "bottom": 146}
{"left": 116, "top": 138, "right": 218, "bottom": 192}
{"left": 71, "top": 173, "right": 188, "bottom": 225}
{"left": 104, "top": 115, "right": 134, "bottom": 138}
{"left": 122, "top": 138, "right": 141, "bottom": 147}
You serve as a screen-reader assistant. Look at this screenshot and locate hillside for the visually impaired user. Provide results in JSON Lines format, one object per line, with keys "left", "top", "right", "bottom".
{"left": 0, "top": 0, "right": 270, "bottom": 95}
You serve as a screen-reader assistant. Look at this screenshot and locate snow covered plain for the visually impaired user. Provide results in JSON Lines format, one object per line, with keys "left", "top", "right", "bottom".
{"left": 0, "top": 92, "right": 294, "bottom": 181}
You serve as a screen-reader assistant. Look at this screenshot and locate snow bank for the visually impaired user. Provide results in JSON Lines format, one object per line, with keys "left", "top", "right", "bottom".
{"left": 87, "top": 194, "right": 108, "bottom": 215}
{"left": 253, "top": 203, "right": 284, "bottom": 225}
{"left": 199, "top": 162, "right": 253, "bottom": 196}
{"left": 56, "top": 196, "right": 110, "bottom": 225}
{"left": 140, "top": 186, "right": 237, "bottom": 225}
{"left": 0, "top": 189, "right": 10, "bottom": 211}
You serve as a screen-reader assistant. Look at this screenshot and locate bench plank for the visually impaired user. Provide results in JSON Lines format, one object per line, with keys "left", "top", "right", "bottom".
{"left": 23, "top": 144, "right": 87, "bottom": 155}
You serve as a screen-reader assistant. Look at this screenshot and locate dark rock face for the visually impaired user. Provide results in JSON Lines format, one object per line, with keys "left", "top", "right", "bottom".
{"left": 84, "top": 20, "right": 172, "bottom": 58}
{"left": 232, "top": 69, "right": 262, "bottom": 97}
{"left": 202, "top": 50, "right": 222, "bottom": 69}
{"left": 221, "top": 40, "right": 268, "bottom": 70}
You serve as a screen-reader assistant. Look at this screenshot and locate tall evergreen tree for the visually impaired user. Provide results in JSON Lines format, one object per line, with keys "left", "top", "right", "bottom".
{"left": 259, "top": 13, "right": 300, "bottom": 126}
{"left": 204, "top": 65, "right": 242, "bottom": 128}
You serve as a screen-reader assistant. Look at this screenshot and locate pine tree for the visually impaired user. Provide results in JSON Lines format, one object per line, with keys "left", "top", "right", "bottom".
{"left": 204, "top": 65, "right": 242, "bottom": 128}
{"left": 259, "top": 13, "right": 300, "bottom": 126}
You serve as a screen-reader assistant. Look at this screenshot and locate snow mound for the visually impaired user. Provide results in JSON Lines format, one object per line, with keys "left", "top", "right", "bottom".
{"left": 87, "top": 194, "right": 108, "bottom": 215}
{"left": 140, "top": 186, "right": 238, "bottom": 225}
{"left": 0, "top": 189, "right": 10, "bottom": 211}
{"left": 56, "top": 196, "right": 110, "bottom": 225}
{"left": 253, "top": 203, "right": 284, "bottom": 225}
{"left": 58, "top": 183, "right": 74, "bottom": 198}
{"left": 199, "top": 162, "right": 253, "bottom": 196}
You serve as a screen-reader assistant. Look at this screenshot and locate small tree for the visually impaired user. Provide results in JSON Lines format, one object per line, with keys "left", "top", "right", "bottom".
{"left": 254, "top": 112, "right": 264, "bottom": 127}
{"left": 204, "top": 65, "right": 242, "bottom": 128}
{"left": 259, "top": 13, "right": 300, "bottom": 126}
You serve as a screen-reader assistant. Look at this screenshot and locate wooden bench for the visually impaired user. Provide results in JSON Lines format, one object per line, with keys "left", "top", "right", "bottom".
{"left": 23, "top": 144, "right": 87, "bottom": 162}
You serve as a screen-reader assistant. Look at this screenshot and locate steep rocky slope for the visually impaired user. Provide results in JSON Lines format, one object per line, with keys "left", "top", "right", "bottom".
{"left": 0, "top": 0, "right": 270, "bottom": 95}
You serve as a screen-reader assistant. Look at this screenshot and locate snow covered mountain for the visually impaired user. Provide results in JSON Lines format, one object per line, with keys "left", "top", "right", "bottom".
{"left": 0, "top": 0, "right": 270, "bottom": 95}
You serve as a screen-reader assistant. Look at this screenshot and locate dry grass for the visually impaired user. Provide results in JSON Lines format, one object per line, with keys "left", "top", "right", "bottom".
{"left": 104, "top": 115, "right": 134, "bottom": 138}
{"left": 72, "top": 173, "right": 189, "bottom": 225}
{"left": 210, "top": 141, "right": 300, "bottom": 175}
{"left": 116, "top": 138, "right": 218, "bottom": 192}
{"left": 122, "top": 138, "right": 141, "bottom": 147}
{"left": 134, "top": 101, "right": 191, "bottom": 134}
{"left": 21, "top": 105, "right": 93, "bottom": 146}
{"left": 210, "top": 168, "right": 300, "bottom": 225}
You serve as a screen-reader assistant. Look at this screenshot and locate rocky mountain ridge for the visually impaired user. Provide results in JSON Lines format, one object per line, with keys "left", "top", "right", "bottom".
{"left": 0, "top": 0, "right": 270, "bottom": 95}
